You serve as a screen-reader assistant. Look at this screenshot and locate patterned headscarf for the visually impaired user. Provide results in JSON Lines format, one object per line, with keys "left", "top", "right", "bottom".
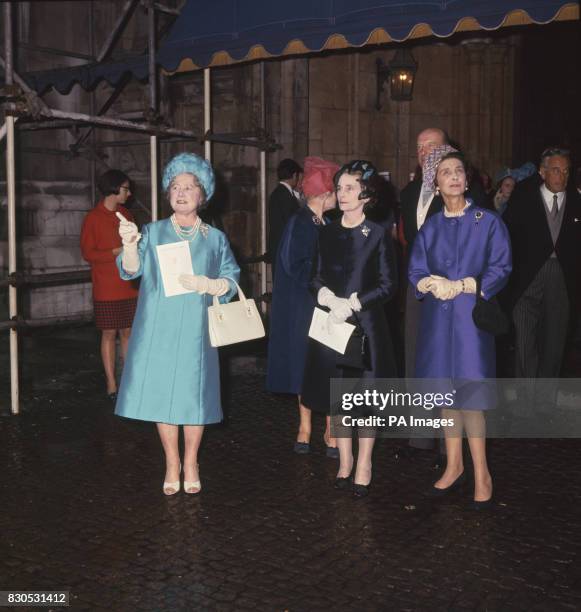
{"left": 422, "top": 144, "right": 458, "bottom": 191}
{"left": 162, "top": 152, "right": 215, "bottom": 200}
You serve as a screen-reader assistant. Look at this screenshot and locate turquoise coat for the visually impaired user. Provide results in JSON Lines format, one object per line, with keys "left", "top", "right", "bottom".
{"left": 114, "top": 219, "right": 240, "bottom": 425}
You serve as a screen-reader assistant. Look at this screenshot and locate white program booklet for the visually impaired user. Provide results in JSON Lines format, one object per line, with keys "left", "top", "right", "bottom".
{"left": 156, "top": 241, "right": 195, "bottom": 297}
{"left": 308, "top": 307, "right": 355, "bottom": 355}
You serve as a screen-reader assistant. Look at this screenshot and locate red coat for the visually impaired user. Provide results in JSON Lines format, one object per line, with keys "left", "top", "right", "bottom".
{"left": 80, "top": 201, "right": 139, "bottom": 301}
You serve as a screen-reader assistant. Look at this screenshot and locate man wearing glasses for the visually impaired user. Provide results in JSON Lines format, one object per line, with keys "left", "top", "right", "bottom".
{"left": 504, "top": 148, "right": 581, "bottom": 409}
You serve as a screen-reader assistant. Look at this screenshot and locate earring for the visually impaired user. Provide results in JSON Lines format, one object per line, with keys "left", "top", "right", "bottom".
{"left": 465, "top": 184, "right": 469, "bottom": 191}
{"left": 435, "top": 187, "right": 440, "bottom": 195}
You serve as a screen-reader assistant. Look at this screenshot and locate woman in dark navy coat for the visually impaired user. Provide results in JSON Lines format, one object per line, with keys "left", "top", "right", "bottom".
{"left": 266, "top": 157, "right": 340, "bottom": 455}
{"left": 302, "top": 160, "right": 398, "bottom": 497}
{"left": 409, "top": 151, "right": 512, "bottom": 508}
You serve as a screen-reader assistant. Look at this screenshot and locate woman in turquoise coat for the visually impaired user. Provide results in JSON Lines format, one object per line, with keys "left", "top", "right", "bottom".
{"left": 115, "top": 153, "right": 240, "bottom": 496}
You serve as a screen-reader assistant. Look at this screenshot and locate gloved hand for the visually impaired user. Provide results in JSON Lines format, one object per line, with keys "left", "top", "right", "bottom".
{"left": 417, "top": 277, "right": 433, "bottom": 294}
{"left": 461, "top": 277, "right": 477, "bottom": 294}
{"left": 178, "top": 274, "right": 229, "bottom": 296}
{"left": 115, "top": 212, "right": 140, "bottom": 273}
{"left": 318, "top": 287, "right": 354, "bottom": 324}
{"left": 418, "top": 275, "right": 478, "bottom": 300}
{"left": 116, "top": 212, "right": 141, "bottom": 245}
{"left": 429, "top": 276, "right": 462, "bottom": 300}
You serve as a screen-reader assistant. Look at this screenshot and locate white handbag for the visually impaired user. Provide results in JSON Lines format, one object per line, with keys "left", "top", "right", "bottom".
{"left": 207, "top": 281, "right": 265, "bottom": 347}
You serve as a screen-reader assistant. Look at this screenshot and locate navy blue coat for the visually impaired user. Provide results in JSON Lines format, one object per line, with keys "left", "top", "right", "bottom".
{"left": 266, "top": 207, "right": 326, "bottom": 394}
{"left": 301, "top": 218, "right": 398, "bottom": 413}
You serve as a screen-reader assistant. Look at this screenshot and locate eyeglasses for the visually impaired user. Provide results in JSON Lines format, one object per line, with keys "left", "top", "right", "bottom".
{"left": 119, "top": 186, "right": 131, "bottom": 192}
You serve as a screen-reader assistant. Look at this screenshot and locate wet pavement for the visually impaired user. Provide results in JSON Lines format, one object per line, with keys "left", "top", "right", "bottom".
{"left": 1, "top": 326, "right": 581, "bottom": 611}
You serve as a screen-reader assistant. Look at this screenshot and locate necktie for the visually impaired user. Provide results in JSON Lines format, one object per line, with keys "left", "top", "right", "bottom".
{"left": 552, "top": 194, "right": 559, "bottom": 219}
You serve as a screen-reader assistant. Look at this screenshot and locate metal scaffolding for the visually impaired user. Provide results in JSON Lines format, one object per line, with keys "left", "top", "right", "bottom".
{"left": 1, "top": 0, "right": 278, "bottom": 414}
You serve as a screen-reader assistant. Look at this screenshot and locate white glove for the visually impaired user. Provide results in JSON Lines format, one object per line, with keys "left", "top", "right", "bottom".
{"left": 178, "top": 274, "right": 229, "bottom": 296}
{"left": 417, "top": 277, "right": 433, "bottom": 294}
{"left": 461, "top": 277, "right": 477, "bottom": 294}
{"left": 318, "top": 287, "right": 356, "bottom": 324}
{"left": 116, "top": 211, "right": 141, "bottom": 246}
{"left": 432, "top": 276, "right": 477, "bottom": 299}
{"left": 430, "top": 276, "right": 462, "bottom": 300}
{"left": 121, "top": 242, "right": 140, "bottom": 274}
{"left": 418, "top": 275, "right": 477, "bottom": 300}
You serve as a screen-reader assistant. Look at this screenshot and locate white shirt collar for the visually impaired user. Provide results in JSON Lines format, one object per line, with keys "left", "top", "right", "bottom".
{"left": 540, "top": 184, "right": 565, "bottom": 211}
{"left": 416, "top": 183, "right": 435, "bottom": 229}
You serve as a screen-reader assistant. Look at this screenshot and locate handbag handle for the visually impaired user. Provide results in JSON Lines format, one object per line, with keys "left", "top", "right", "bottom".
{"left": 211, "top": 277, "right": 247, "bottom": 311}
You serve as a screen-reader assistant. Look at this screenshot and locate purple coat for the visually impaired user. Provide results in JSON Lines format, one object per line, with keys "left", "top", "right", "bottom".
{"left": 408, "top": 204, "right": 512, "bottom": 380}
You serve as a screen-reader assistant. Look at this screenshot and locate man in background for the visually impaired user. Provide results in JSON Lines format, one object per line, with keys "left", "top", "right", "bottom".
{"left": 267, "top": 158, "right": 303, "bottom": 280}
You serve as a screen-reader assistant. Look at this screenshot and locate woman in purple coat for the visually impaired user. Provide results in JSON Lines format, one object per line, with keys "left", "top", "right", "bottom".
{"left": 409, "top": 150, "right": 511, "bottom": 509}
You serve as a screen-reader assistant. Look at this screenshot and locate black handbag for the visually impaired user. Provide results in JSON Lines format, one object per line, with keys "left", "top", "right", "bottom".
{"left": 336, "top": 314, "right": 371, "bottom": 371}
{"left": 472, "top": 277, "right": 510, "bottom": 336}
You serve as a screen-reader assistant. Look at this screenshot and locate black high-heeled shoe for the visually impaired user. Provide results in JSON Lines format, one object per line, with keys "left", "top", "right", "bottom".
{"left": 425, "top": 471, "right": 466, "bottom": 498}
{"left": 471, "top": 496, "right": 493, "bottom": 511}
{"left": 353, "top": 482, "right": 370, "bottom": 499}
{"left": 334, "top": 475, "right": 352, "bottom": 490}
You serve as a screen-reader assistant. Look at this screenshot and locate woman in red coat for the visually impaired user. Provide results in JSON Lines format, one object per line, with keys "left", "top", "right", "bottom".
{"left": 80, "top": 170, "right": 139, "bottom": 400}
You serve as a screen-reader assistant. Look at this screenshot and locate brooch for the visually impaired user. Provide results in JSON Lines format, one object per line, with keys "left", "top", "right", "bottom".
{"left": 312, "top": 216, "right": 321, "bottom": 225}
{"left": 199, "top": 222, "right": 209, "bottom": 238}
{"left": 361, "top": 224, "right": 370, "bottom": 237}
{"left": 474, "top": 211, "right": 483, "bottom": 225}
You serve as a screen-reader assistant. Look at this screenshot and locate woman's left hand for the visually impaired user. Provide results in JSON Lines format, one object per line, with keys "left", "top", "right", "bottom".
{"left": 429, "top": 276, "right": 463, "bottom": 300}
{"left": 178, "top": 274, "right": 229, "bottom": 296}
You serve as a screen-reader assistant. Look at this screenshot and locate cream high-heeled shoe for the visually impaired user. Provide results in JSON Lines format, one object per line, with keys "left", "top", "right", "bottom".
{"left": 184, "top": 464, "right": 201, "bottom": 495}
{"left": 163, "top": 464, "right": 181, "bottom": 496}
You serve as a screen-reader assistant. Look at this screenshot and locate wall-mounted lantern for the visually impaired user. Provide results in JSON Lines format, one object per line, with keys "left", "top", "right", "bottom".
{"left": 376, "top": 48, "right": 418, "bottom": 109}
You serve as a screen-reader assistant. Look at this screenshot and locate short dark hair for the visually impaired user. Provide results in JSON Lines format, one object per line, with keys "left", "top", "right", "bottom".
{"left": 277, "top": 158, "right": 303, "bottom": 181}
{"left": 540, "top": 147, "right": 571, "bottom": 167}
{"left": 334, "top": 159, "right": 379, "bottom": 210}
{"left": 434, "top": 151, "right": 472, "bottom": 189}
{"left": 97, "top": 169, "right": 131, "bottom": 196}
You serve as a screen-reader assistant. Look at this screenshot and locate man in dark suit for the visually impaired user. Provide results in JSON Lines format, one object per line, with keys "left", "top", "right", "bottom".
{"left": 267, "top": 158, "right": 303, "bottom": 280}
{"left": 503, "top": 148, "right": 581, "bottom": 409}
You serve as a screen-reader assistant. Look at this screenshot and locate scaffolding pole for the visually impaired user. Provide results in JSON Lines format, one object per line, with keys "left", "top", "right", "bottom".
{"left": 4, "top": 1, "right": 19, "bottom": 414}
{"left": 147, "top": 0, "right": 159, "bottom": 220}
{"left": 204, "top": 68, "right": 211, "bottom": 162}
{"left": 96, "top": 0, "right": 139, "bottom": 63}
{"left": 31, "top": 106, "right": 198, "bottom": 138}
{"left": 259, "top": 62, "right": 267, "bottom": 312}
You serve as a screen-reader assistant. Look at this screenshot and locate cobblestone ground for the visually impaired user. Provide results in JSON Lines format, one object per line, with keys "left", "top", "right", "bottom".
{"left": 1, "top": 326, "right": 581, "bottom": 611}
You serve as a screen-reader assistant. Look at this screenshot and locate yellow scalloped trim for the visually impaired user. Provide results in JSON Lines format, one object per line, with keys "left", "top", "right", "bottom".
{"left": 165, "top": 3, "right": 579, "bottom": 74}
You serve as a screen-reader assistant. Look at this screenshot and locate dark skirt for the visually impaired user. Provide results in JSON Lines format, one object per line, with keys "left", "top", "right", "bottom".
{"left": 301, "top": 308, "right": 397, "bottom": 415}
{"left": 94, "top": 298, "right": 137, "bottom": 330}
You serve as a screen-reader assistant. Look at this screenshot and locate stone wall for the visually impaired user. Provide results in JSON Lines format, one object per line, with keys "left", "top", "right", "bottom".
{"left": 309, "top": 39, "right": 517, "bottom": 189}
{"left": 1, "top": 1, "right": 524, "bottom": 323}
{"left": 0, "top": 181, "right": 93, "bottom": 321}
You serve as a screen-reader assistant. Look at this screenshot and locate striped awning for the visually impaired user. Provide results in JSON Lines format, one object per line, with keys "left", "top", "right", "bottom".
{"left": 23, "top": 1, "right": 579, "bottom": 94}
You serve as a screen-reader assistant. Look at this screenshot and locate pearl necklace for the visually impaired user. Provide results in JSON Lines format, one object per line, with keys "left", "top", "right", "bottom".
{"left": 444, "top": 202, "right": 471, "bottom": 218}
{"left": 171, "top": 214, "right": 201, "bottom": 241}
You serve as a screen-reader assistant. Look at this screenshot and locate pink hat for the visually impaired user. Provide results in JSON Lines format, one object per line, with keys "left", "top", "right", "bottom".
{"left": 302, "top": 157, "right": 340, "bottom": 198}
